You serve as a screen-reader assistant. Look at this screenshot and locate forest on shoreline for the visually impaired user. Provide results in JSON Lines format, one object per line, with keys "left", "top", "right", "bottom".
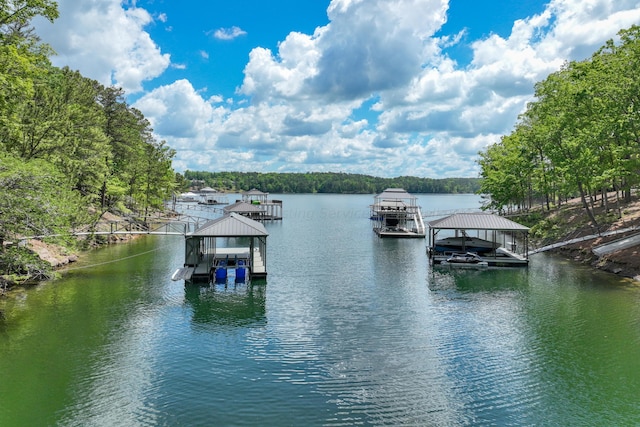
{"left": 4, "top": 3, "right": 640, "bottom": 286}
{"left": 0, "top": 1, "right": 175, "bottom": 284}
{"left": 183, "top": 171, "right": 481, "bottom": 194}
{"left": 478, "top": 25, "right": 640, "bottom": 228}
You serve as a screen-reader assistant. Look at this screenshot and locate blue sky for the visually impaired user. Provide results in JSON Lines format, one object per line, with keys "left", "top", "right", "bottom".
{"left": 33, "top": 0, "right": 640, "bottom": 178}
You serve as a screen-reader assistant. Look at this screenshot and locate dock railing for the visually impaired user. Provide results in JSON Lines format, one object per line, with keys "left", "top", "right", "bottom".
{"left": 65, "top": 212, "right": 210, "bottom": 238}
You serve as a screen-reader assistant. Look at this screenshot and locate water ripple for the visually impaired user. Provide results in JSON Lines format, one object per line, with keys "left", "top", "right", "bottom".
{"left": 7, "top": 196, "right": 640, "bottom": 427}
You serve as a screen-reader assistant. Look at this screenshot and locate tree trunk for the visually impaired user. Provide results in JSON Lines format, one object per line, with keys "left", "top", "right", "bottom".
{"left": 613, "top": 181, "right": 622, "bottom": 219}
{"left": 578, "top": 182, "right": 598, "bottom": 227}
{"left": 623, "top": 177, "right": 632, "bottom": 202}
{"left": 100, "top": 180, "right": 107, "bottom": 210}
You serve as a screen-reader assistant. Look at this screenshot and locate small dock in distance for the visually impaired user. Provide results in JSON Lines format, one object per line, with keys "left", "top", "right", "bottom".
{"left": 370, "top": 188, "right": 426, "bottom": 238}
{"left": 240, "top": 189, "right": 283, "bottom": 221}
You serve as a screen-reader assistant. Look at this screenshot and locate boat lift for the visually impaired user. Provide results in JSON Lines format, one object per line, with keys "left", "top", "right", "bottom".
{"left": 172, "top": 213, "right": 268, "bottom": 283}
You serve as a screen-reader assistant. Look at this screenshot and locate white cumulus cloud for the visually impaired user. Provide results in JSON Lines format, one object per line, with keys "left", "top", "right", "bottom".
{"left": 212, "top": 26, "right": 248, "bottom": 40}
{"left": 33, "top": 0, "right": 170, "bottom": 94}
{"left": 32, "top": 0, "right": 640, "bottom": 177}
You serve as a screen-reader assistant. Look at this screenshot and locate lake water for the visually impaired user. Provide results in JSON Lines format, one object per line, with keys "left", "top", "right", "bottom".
{"left": 1, "top": 194, "right": 640, "bottom": 426}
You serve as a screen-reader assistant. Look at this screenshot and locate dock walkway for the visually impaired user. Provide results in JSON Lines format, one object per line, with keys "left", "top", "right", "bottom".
{"left": 530, "top": 226, "right": 640, "bottom": 255}
{"left": 592, "top": 231, "right": 640, "bottom": 256}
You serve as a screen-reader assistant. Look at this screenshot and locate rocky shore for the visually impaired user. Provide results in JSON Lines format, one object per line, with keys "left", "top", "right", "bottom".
{"left": 5, "top": 198, "right": 640, "bottom": 293}
{"left": 553, "top": 233, "right": 640, "bottom": 280}
{"left": 525, "top": 195, "right": 640, "bottom": 281}
{"left": 1, "top": 212, "right": 143, "bottom": 292}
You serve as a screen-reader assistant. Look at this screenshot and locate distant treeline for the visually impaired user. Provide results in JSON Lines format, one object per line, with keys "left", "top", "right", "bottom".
{"left": 183, "top": 171, "right": 482, "bottom": 194}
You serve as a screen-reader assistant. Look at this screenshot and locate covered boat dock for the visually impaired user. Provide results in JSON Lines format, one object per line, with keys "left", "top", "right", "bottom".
{"left": 223, "top": 201, "right": 268, "bottom": 221}
{"left": 241, "top": 189, "right": 282, "bottom": 220}
{"left": 370, "top": 188, "right": 426, "bottom": 238}
{"left": 428, "top": 213, "right": 530, "bottom": 267}
{"left": 197, "top": 187, "right": 229, "bottom": 205}
{"left": 172, "top": 213, "right": 268, "bottom": 282}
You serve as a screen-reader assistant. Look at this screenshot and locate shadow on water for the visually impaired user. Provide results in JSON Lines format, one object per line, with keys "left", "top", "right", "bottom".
{"left": 183, "top": 281, "right": 267, "bottom": 330}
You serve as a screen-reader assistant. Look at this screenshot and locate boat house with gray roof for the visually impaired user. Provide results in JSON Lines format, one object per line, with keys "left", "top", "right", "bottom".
{"left": 223, "top": 201, "right": 267, "bottom": 221}
{"left": 172, "top": 213, "right": 268, "bottom": 282}
{"left": 428, "top": 213, "right": 530, "bottom": 266}
{"left": 241, "top": 189, "right": 282, "bottom": 220}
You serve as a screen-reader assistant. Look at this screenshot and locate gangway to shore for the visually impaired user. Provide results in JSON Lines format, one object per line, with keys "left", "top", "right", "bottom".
{"left": 69, "top": 213, "right": 210, "bottom": 237}
{"left": 592, "top": 232, "right": 640, "bottom": 256}
{"left": 18, "top": 212, "right": 211, "bottom": 241}
{"left": 166, "top": 202, "right": 226, "bottom": 215}
{"left": 529, "top": 226, "right": 640, "bottom": 255}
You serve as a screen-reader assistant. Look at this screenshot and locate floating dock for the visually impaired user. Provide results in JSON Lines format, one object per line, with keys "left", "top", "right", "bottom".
{"left": 428, "top": 213, "right": 530, "bottom": 267}
{"left": 430, "top": 247, "right": 529, "bottom": 267}
{"left": 240, "top": 189, "right": 282, "bottom": 221}
{"left": 172, "top": 213, "right": 268, "bottom": 283}
{"left": 172, "top": 247, "right": 266, "bottom": 282}
{"left": 370, "top": 188, "right": 426, "bottom": 238}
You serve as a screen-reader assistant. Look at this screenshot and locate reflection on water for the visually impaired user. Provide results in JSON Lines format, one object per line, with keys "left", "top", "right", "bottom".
{"left": 184, "top": 282, "right": 266, "bottom": 329}
{"left": 429, "top": 266, "right": 530, "bottom": 293}
{"left": 2, "top": 195, "right": 640, "bottom": 426}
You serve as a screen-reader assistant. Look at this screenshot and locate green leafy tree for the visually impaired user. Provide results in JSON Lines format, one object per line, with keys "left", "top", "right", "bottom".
{"left": 0, "top": 153, "right": 85, "bottom": 277}
{"left": 4, "top": 66, "right": 111, "bottom": 199}
{"left": 0, "top": 0, "right": 57, "bottom": 148}
{"left": 478, "top": 25, "right": 640, "bottom": 224}
{"left": 590, "top": 26, "right": 640, "bottom": 203}
{"left": 0, "top": 0, "right": 58, "bottom": 42}
{"left": 478, "top": 135, "right": 534, "bottom": 213}
{"left": 134, "top": 138, "right": 176, "bottom": 217}
{"left": 0, "top": 1, "right": 181, "bottom": 281}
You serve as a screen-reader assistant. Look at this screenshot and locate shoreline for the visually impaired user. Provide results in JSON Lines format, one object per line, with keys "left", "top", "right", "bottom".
{"left": 5, "top": 196, "right": 640, "bottom": 293}
{"left": 549, "top": 232, "right": 640, "bottom": 281}
{"left": 1, "top": 213, "right": 145, "bottom": 293}
{"left": 523, "top": 193, "right": 640, "bottom": 282}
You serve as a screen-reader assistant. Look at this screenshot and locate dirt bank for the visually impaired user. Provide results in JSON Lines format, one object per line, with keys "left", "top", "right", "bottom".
{"left": 1, "top": 212, "right": 144, "bottom": 292}
{"left": 29, "top": 212, "right": 143, "bottom": 268}
{"left": 27, "top": 239, "right": 79, "bottom": 268}
{"left": 529, "top": 195, "right": 640, "bottom": 281}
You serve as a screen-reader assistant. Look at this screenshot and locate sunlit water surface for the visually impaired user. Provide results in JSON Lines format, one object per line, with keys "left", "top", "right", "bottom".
{"left": 1, "top": 194, "right": 640, "bottom": 426}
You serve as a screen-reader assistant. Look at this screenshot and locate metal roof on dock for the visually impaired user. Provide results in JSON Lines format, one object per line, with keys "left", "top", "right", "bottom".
{"left": 376, "top": 188, "right": 417, "bottom": 199}
{"left": 243, "top": 188, "right": 268, "bottom": 196}
{"left": 190, "top": 213, "right": 269, "bottom": 237}
{"left": 223, "top": 201, "right": 265, "bottom": 214}
{"left": 198, "top": 187, "right": 218, "bottom": 193}
{"left": 428, "top": 213, "right": 529, "bottom": 231}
